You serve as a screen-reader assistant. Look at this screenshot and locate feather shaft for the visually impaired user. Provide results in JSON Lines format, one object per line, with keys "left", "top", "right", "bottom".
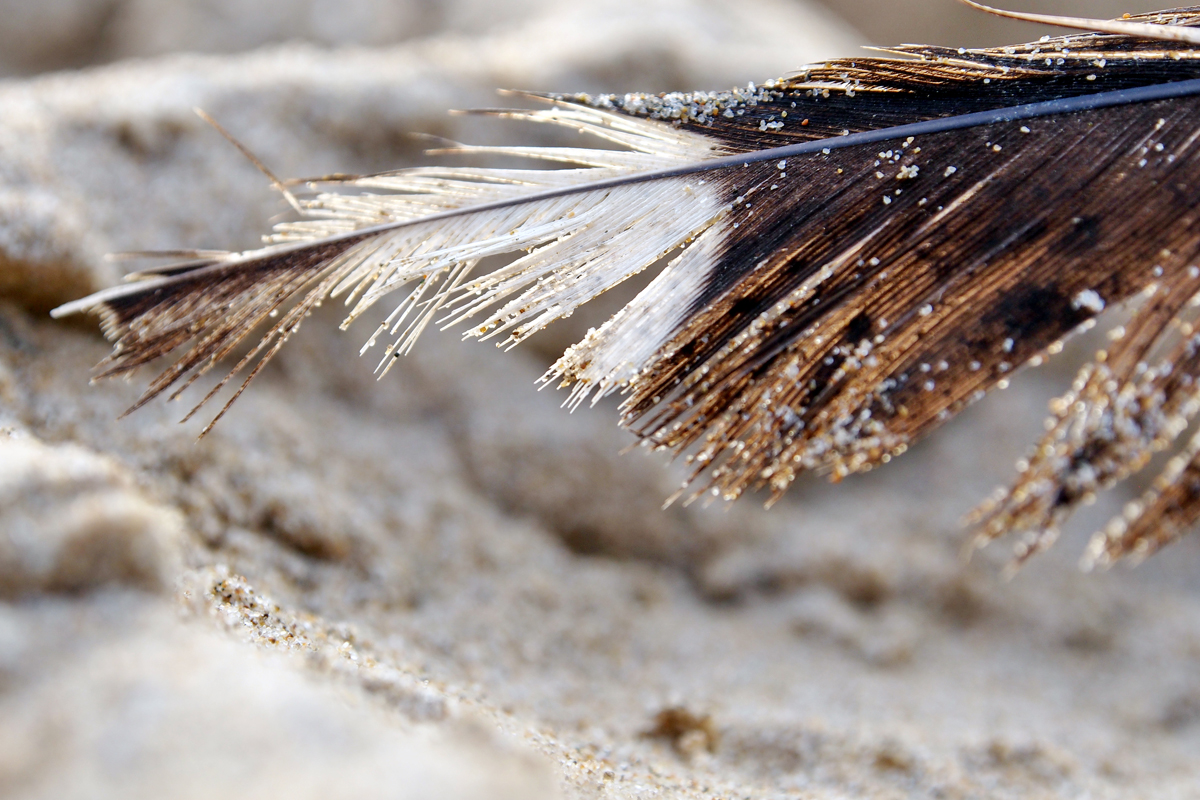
{"left": 50, "top": 75, "right": 1200, "bottom": 325}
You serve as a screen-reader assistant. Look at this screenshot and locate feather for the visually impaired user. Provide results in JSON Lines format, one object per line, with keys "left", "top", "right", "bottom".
{"left": 51, "top": 3, "right": 1200, "bottom": 565}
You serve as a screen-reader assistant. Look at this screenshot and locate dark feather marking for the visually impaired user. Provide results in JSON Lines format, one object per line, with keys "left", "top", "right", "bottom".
{"left": 94, "top": 236, "right": 367, "bottom": 420}
{"left": 624, "top": 95, "right": 1200, "bottom": 504}
{"left": 973, "top": 261, "right": 1200, "bottom": 561}
{"left": 568, "top": 9, "right": 1200, "bottom": 152}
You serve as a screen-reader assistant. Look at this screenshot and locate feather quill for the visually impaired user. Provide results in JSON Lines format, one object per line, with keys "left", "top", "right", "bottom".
{"left": 52, "top": 3, "right": 1200, "bottom": 564}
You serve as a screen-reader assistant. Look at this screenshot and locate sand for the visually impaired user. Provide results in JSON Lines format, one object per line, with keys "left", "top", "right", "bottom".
{"left": 3, "top": 1, "right": 1200, "bottom": 798}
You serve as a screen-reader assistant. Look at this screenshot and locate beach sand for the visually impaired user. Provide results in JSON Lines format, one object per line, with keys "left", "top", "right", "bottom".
{"left": 3, "top": 1, "right": 1200, "bottom": 797}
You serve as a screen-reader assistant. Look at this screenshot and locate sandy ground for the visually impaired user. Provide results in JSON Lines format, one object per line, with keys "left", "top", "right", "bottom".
{"left": 3, "top": 1, "right": 1200, "bottom": 798}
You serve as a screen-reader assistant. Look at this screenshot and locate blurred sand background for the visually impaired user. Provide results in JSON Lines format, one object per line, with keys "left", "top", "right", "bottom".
{"left": 2, "top": 1, "right": 1200, "bottom": 798}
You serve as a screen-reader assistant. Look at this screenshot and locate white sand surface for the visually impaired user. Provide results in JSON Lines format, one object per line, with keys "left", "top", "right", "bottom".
{"left": 3, "top": 2, "right": 1200, "bottom": 798}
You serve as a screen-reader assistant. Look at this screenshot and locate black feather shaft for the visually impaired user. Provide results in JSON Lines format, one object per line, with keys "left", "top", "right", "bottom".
{"left": 54, "top": 75, "right": 1200, "bottom": 319}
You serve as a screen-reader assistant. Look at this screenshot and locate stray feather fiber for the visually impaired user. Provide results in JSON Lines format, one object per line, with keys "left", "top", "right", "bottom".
{"left": 53, "top": 2, "right": 1200, "bottom": 566}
